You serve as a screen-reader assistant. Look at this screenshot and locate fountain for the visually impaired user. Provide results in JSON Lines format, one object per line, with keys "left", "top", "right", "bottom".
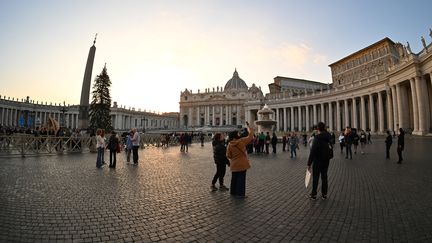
{"left": 254, "top": 104, "right": 277, "bottom": 133}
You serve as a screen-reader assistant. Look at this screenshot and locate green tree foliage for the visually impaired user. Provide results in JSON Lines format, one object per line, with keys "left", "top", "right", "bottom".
{"left": 89, "top": 65, "right": 112, "bottom": 132}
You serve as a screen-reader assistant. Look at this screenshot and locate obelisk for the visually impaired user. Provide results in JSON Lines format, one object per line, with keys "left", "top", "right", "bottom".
{"left": 78, "top": 34, "right": 97, "bottom": 130}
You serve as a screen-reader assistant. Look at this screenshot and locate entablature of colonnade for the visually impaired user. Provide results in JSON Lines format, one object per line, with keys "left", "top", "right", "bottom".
{"left": 387, "top": 56, "right": 422, "bottom": 84}
{"left": 246, "top": 78, "right": 392, "bottom": 108}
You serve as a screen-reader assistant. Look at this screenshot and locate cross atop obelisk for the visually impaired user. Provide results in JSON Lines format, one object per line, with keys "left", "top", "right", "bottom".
{"left": 78, "top": 35, "right": 97, "bottom": 130}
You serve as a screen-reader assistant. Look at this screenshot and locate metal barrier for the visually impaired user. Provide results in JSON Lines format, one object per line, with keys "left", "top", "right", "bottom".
{"left": 0, "top": 134, "right": 211, "bottom": 157}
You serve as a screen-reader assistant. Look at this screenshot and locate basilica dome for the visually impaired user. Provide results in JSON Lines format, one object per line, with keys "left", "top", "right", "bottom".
{"left": 224, "top": 69, "right": 248, "bottom": 91}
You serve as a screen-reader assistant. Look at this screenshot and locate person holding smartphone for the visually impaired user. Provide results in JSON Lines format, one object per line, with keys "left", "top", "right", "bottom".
{"left": 226, "top": 122, "right": 254, "bottom": 198}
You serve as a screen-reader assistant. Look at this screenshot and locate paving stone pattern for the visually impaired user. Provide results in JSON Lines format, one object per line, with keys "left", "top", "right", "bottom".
{"left": 1, "top": 136, "right": 432, "bottom": 242}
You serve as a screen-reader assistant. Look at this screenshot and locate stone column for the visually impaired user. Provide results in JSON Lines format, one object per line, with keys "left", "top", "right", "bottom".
{"left": 305, "top": 105, "right": 310, "bottom": 132}
{"left": 409, "top": 78, "right": 419, "bottom": 133}
{"left": 298, "top": 106, "right": 302, "bottom": 131}
{"left": 361, "top": 96, "right": 366, "bottom": 130}
{"left": 352, "top": 98, "right": 358, "bottom": 129}
{"left": 415, "top": 76, "right": 431, "bottom": 134}
{"left": 391, "top": 86, "right": 399, "bottom": 131}
{"left": 396, "top": 84, "right": 405, "bottom": 129}
{"left": 1, "top": 108, "right": 4, "bottom": 125}
{"left": 276, "top": 108, "right": 280, "bottom": 131}
{"left": 377, "top": 92, "right": 385, "bottom": 133}
{"left": 196, "top": 106, "right": 200, "bottom": 126}
{"left": 320, "top": 103, "right": 324, "bottom": 123}
{"left": 283, "top": 108, "right": 287, "bottom": 132}
{"left": 386, "top": 90, "right": 393, "bottom": 131}
{"left": 336, "top": 101, "right": 341, "bottom": 132}
{"left": 328, "top": 102, "right": 333, "bottom": 131}
{"left": 206, "top": 106, "right": 209, "bottom": 125}
{"left": 4, "top": 108, "right": 8, "bottom": 126}
{"left": 290, "top": 107, "right": 294, "bottom": 131}
{"left": 369, "top": 94, "right": 375, "bottom": 132}
{"left": 344, "top": 99, "right": 349, "bottom": 128}
{"left": 227, "top": 106, "right": 230, "bottom": 125}
{"left": 313, "top": 104, "right": 317, "bottom": 125}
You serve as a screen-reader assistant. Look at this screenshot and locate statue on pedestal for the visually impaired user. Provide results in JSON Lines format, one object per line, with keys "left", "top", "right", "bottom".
{"left": 406, "top": 42, "right": 412, "bottom": 54}
{"left": 421, "top": 36, "right": 427, "bottom": 51}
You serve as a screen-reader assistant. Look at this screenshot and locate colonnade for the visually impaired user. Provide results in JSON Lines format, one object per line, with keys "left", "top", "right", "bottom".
{"left": 0, "top": 106, "right": 79, "bottom": 129}
{"left": 183, "top": 104, "right": 243, "bottom": 127}
{"left": 249, "top": 73, "right": 432, "bottom": 135}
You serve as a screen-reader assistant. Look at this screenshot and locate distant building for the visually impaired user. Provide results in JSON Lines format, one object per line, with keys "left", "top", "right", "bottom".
{"left": 179, "top": 69, "right": 264, "bottom": 128}
{"left": 269, "top": 76, "right": 329, "bottom": 95}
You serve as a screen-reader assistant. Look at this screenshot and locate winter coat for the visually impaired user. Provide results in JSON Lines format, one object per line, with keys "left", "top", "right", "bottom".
{"left": 226, "top": 128, "right": 254, "bottom": 172}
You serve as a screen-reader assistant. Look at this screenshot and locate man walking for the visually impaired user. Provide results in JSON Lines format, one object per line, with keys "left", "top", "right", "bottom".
{"left": 307, "top": 122, "right": 333, "bottom": 200}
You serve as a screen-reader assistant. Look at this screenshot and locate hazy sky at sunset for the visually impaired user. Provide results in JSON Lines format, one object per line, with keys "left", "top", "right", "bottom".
{"left": 1, "top": 0, "right": 431, "bottom": 112}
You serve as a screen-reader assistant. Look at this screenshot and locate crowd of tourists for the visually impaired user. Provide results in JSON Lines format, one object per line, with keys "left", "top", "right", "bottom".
{"left": 208, "top": 121, "right": 406, "bottom": 201}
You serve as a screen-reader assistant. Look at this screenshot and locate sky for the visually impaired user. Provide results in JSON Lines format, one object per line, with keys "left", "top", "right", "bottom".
{"left": 1, "top": 0, "right": 431, "bottom": 113}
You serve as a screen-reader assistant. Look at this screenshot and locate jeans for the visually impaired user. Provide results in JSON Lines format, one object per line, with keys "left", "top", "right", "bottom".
{"left": 96, "top": 147, "right": 103, "bottom": 168}
{"left": 212, "top": 163, "right": 227, "bottom": 186}
{"left": 126, "top": 148, "right": 131, "bottom": 162}
{"left": 311, "top": 160, "right": 329, "bottom": 196}
{"left": 231, "top": 170, "right": 246, "bottom": 196}
{"left": 290, "top": 144, "right": 297, "bottom": 157}
{"left": 132, "top": 145, "right": 139, "bottom": 164}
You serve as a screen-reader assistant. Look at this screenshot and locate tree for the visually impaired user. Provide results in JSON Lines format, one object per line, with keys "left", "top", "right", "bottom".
{"left": 89, "top": 64, "right": 112, "bottom": 132}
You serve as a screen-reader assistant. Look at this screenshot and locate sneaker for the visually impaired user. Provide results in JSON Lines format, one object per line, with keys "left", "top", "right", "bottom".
{"left": 211, "top": 185, "right": 218, "bottom": 191}
{"left": 219, "top": 185, "right": 229, "bottom": 191}
{"left": 308, "top": 195, "right": 317, "bottom": 200}
{"left": 321, "top": 195, "right": 327, "bottom": 200}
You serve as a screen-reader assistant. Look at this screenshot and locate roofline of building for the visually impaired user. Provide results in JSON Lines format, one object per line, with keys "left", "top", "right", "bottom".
{"left": 273, "top": 76, "right": 328, "bottom": 85}
{"left": 328, "top": 37, "right": 395, "bottom": 67}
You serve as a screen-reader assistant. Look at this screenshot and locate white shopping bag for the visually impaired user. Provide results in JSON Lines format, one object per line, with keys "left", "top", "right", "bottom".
{"left": 305, "top": 168, "right": 311, "bottom": 188}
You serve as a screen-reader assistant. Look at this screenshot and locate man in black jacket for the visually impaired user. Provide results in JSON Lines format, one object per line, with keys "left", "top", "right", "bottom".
{"left": 307, "top": 122, "right": 332, "bottom": 200}
{"left": 211, "top": 133, "right": 230, "bottom": 191}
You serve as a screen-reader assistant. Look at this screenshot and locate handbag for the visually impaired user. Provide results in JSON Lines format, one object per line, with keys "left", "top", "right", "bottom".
{"left": 116, "top": 143, "right": 121, "bottom": 153}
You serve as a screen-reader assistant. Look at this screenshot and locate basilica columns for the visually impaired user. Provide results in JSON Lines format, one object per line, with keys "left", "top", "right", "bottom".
{"left": 377, "top": 92, "right": 384, "bottom": 133}
{"left": 313, "top": 104, "right": 317, "bottom": 125}
{"left": 360, "top": 96, "right": 366, "bottom": 130}
{"left": 305, "top": 106, "right": 310, "bottom": 131}
{"left": 369, "top": 94, "right": 375, "bottom": 132}
{"left": 344, "top": 99, "right": 349, "bottom": 128}
{"left": 409, "top": 78, "right": 419, "bottom": 132}
{"left": 391, "top": 86, "right": 398, "bottom": 131}
{"left": 290, "top": 107, "right": 294, "bottom": 131}
{"left": 415, "top": 76, "right": 431, "bottom": 134}
{"left": 336, "top": 101, "right": 341, "bottom": 132}
{"left": 352, "top": 98, "right": 358, "bottom": 128}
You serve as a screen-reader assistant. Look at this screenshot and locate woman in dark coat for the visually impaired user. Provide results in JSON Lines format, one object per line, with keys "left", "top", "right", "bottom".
{"left": 211, "top": 133, "right": 230, "bottom": 191}
{"left": 397, "top": 128, "right": 405, "bottom": 164}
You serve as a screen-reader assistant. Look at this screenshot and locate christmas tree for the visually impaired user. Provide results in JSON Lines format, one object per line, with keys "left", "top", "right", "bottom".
{"left": 89, "top": 64, "right": 112, "bottom": 132}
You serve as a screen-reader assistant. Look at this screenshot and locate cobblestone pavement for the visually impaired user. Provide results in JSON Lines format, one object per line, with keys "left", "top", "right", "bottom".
{"left": 1, "top": 136, "right": 432, "bottom": 242}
